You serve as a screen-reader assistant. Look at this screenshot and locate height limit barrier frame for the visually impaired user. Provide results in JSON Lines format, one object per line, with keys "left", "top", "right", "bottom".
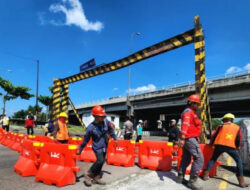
{"left": 52, "top": 15, "right": 212, "bottom": 143}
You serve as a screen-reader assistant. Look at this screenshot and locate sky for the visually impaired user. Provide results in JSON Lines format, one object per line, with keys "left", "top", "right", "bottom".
{"left": 0, "top": 0, "right": 250, "bottom": 116}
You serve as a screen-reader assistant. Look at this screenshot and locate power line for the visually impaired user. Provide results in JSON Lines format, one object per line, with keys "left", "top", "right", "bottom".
{"left": 0, "top": 50, "right": 36, "bottom": 62}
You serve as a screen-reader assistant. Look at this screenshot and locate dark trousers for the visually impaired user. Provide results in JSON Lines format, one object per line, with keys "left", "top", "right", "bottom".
{"left": 124, "top": 133, "right": 132, "bottom": 140}
{"left": 179, "top": 138, "right": 204, "bottom": 176}
{"left": 27, "top": 126, "right": 34, "bottom": 135}
{"left": 136, "top": 135, "right": 142, "bottom": 142}
{"left": 3, "top": 125, "right": 9, "bottom": 132}
{"left": 205, "top": 145, "right": 243, "bottom": 176}
{"left": 90, "top": 151, "right": 106, "bottom": 176}
{"left": 57, "top": 140, "right": 68, "bottom": 144}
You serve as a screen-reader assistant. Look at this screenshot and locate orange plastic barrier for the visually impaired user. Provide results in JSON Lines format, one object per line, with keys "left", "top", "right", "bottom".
{"left": 172, "top": 145, "right": 180, "bottom": 161}
{"left": 7, "top": 133, "right": 18, "bottom": 149}
{"left": 177, "top": 144, "right": 221, "bottom": 177}
{"left": 107, "top": 140, "right": 135, "bottom": 167}
{"left": 10, "top": 134, "right": 25, "bottom": 152}
{"left": 0, "top": 130, "right": 6, "bottom": 142}
{"left": 68, "top": 137, "right": 83, "bottom": 145}
{"left": 33, "top": 135, "right": 55, "bottom": 143}
{"left": 35, "top": 143, "right": 80, "bottom": 187}
{"left": 78, "top": 139, "right": 96, "bottom": 162}
{"left": 0, "top": 128, "right": 5, "bottom": 141}
{"left": 14, "top": 140, "right": 41, "bottom": 176}
{"left": 1, "top": 132, "right": 12, "bottom": 146}
{"left": 138, "top": 141, "right": 173, "bottom": 171}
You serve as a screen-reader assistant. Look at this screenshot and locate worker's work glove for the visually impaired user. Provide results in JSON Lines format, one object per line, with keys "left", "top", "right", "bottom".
{"left": 179, "top": 139, "right": 185, "bottom": 148}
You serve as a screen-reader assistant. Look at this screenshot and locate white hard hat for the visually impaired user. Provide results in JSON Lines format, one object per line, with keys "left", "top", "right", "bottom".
{"left": 139, "top": 120, "right": 143, "bottom": 123}
{"left": 170, "top": 119, "right": 176, "bottom": 123}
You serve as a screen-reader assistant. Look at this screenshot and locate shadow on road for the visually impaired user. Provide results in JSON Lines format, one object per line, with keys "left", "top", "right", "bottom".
{"left": 213, "top": 176, "right": 239, "bottom": 187}
{"left": 156, "top": 170, "right": 177, "bottom": 182}
{"left": 76, "top": 170, "right": 112, "bottom": 182}
{"left": 220, "top": 165, "right": 250, "bottom": 177}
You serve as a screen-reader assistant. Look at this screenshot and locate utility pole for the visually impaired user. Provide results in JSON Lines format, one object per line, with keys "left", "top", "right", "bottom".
{"left": 127, "top": 32, "right": 140, "bottom": 117}
{"left": 35, "top": 59, "right": 39, "bottom": 121}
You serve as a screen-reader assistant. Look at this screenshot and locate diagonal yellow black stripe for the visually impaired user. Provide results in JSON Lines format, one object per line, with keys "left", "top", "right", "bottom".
{"left": 60, "top": 29, "right": 194, "bottom": 85}
{"left": 68, "top": 98, "right": 86, "bottom": 128}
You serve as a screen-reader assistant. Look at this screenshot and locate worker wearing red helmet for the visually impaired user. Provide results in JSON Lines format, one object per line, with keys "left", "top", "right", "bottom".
{"left": 76, "top": 105, "right": 118, "bottom": 186}
{"left": 177, "top": 94, "right": 204, "bottom": 190}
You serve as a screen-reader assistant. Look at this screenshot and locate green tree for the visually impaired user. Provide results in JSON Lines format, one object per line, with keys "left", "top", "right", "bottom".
{"left": 13, "top": 105, "right": 43, "bottom": 119}
{"left": 211, "top": 118, "right": 222, "bottom": 130}
{"left": 0, "top": 76, "right": 34, "bottom": 115}
{"left": 38, "top": 86, "right": 53, "bottom": 120}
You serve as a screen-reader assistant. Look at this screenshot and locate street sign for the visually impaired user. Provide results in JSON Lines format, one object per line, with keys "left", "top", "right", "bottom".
{"left": 80, "top": 58, "right": 96, "bottom": 72}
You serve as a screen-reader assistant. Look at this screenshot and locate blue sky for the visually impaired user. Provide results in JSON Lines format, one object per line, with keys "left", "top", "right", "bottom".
{"left": 0, "top": 0, "right": 250, "bottom": 116}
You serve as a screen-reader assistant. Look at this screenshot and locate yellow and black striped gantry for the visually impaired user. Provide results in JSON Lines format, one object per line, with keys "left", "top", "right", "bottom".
{"left": 51, "top": 15, "right": 212, "bottom": 142}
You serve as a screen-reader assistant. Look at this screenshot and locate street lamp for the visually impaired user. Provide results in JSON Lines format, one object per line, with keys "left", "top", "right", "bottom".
{"left": 127, "top": 32, "right": 140, "bottom": 116}
{"left": 35, "top": 60, "right": 39, "bottom": 121}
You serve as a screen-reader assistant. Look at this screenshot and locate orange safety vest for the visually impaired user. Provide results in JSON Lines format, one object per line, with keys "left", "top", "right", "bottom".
{"left": 214, "top": 123, "right": 239, "bottom": 148}
{"left": 56, "top": 121, "right": 69, "bottom": 141}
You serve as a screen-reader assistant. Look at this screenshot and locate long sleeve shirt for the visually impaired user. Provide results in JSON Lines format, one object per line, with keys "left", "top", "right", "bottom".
{"left": 79, "top": 119, "right": 117, "bottom": 153}
{"left": 168, "top": 125, "right": 180, "bottom": 142}
{"left": 180, "top": 107, "right": 202, "bottom": 139}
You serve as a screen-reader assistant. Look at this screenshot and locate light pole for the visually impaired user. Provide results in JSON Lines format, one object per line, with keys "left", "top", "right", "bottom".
{"left": 127, "top": 32, "right": 140, "bottom": 116}
{"left": 35, "top": 60, "right": 39, "bottom": 121}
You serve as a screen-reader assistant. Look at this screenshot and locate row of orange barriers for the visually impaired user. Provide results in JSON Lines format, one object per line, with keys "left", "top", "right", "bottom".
{"left": 0, "top": 127, "right": 221, "bottom": 187}
{"left": 0, "top": 129, "right": 80, "bottom": 187}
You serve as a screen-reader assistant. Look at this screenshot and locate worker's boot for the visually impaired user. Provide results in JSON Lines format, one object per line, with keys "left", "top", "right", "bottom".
{"left": 202, "top": 170, "right": 210, "bottom": 181}
{"left": 237, "top": 175, "right": 249, "bottom": 188}
{"left": 84, "top": 170, "right": 94, "bottom": 186}
{"left": 93, "top": 174, "right": 106, "bottom": 185}
{"left": 176, "top": 173, "right": 185, "bottom": 184}
{"left": 187, "top": 175, "right": 203, "bottom": 190}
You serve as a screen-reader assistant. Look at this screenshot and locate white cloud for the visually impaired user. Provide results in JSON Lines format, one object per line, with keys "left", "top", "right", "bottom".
{"left": 226, "top": 66, "right": 243, "bottom": 74}
{"left": 38, "top": 12, "right": 46, "bottom": 25}
{"left": 244, "top": 63, "right": 250, "bottom": 71}
{"left": 226, "top": 63, "right": 250, "bottom": 74}
{"left": 128, "top": 84, "right": 157, "bottom": 94}
{"left": 113, "top": 88, "right": 118, "bottom": 91}
{"left": 49, "top": 0, "right": 104, "bottom": 31}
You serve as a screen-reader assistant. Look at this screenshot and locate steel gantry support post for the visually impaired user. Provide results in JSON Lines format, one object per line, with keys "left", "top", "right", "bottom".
{"left": 61, "top": 84, "right": 69, "bottom": 117}
{"left": 194, "top": 15, "right": 212, "bottom": 143}
{"left": 52, "top": 78, "right": 62, "bottom": 122}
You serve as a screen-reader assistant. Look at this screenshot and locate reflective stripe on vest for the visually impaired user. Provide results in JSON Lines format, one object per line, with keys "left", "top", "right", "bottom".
{"left": 214, "top": 123, "right": 239, "bottom": 148}
{"left": 56, "top": 121, "right": 69, "bottom": 140}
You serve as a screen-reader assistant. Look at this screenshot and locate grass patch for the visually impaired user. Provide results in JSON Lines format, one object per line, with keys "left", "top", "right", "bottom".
{"left": 68, "top": 124, "right": 86, "bottom": 134}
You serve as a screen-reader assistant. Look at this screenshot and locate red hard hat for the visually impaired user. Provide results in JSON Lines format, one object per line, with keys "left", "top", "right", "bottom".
{"left": 92, "top": 105, "right": 106, "bottom": 117}
{"left": 188, "top": 94, "right": 201, "bottom": 104}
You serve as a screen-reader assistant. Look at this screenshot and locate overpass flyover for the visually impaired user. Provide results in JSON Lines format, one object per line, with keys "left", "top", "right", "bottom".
{"left": 70, "top": 73, "right": 250, "bottom": 130}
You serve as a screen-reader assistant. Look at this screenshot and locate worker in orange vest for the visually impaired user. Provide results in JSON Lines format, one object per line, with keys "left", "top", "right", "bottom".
{"left": 202, "top": 113, "right": 248, "bottom": 188}
{"left": 52, "top": 112, "right": 69, "bottom": 144}
{"left": 177, "top": 94, "right": 204, "bottom": 190}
